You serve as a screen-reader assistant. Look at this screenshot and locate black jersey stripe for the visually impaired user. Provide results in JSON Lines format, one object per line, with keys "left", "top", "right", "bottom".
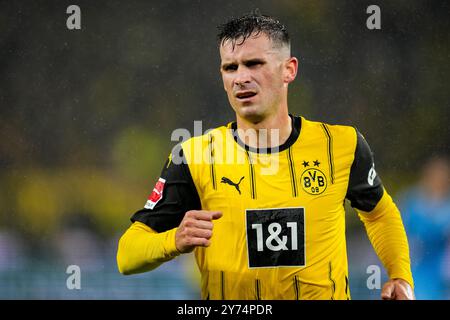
{"left": 255, "top": 279, "right": 261, "bottom": 300}
{"left": 287, "top": 147, "right": 298, "bottom": 197}
{"left": 245, "top": 151, "right": 257, "bottom": 199}
{"left": 208, "top": 134, "right": 217, "bottom": 190}
{"left": 329, "top": 261, "right": 336, "bottom": 300}
{"left": 221, "top": 271, "right": 225, "bottom": 300}
{"left": 321, "top": 124, "right": 335, "bottom": 184}
{"left": 293, "top": 275, "right": 300, "bottom": 300}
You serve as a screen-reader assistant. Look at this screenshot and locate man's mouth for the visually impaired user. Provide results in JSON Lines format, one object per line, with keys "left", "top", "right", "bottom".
{"left": 235, "top": 91, "right": 257, "bottom": 100}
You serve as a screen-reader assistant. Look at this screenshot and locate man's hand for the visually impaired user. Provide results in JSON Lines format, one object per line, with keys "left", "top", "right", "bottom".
{"left": 381, "top": 278, "right": 415, "bottom": 300}
{"left": 175, "top": 210, "right": 223, "bottom": 253}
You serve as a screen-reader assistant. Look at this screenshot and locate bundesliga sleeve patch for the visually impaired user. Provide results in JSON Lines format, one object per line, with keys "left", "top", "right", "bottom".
{"left": 144, "top": 177, "right": 166, "bottom": 209}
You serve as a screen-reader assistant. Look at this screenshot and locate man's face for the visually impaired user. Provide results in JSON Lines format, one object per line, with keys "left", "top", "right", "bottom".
{"left": 219, "top": 33, "right": 296, "bottom": 123}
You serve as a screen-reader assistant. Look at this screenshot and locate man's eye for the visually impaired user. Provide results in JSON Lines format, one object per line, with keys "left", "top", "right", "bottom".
{"left": 224, "top": 65, "right": 238, "bottom": 71}
{"left": 246, "top": 61, "right": 263, "bottom": 67}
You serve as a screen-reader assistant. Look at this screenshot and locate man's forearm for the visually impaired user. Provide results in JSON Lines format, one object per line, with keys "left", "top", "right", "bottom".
{"left": 358, "top": 189, "right": 414, "bottom": 288}
{"left": 117, "top": 221, "right": 180, "bottom": 275}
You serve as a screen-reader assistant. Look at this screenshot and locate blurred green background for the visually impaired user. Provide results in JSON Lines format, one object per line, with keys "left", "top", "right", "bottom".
{"left": 0, "top": 0, "right": 449, "bottom": 299}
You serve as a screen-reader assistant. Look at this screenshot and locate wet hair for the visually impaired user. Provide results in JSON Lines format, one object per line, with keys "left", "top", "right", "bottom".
{"left": 217, "top": 11, "right": 290, "bottom": 50}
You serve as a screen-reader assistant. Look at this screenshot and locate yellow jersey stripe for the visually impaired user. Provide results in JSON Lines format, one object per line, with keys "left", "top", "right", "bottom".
{"left": 208, "top": 134, "right": 217, "bottom": 190}
{"left": 245, "top": 151, "right": 257, "bottom": 199}
{"left": 345, "top": 275, "right": 349, "bottom": 300}
{"left": 329, "top": 261, "right": 336, "bottom": 300}
{"left": 321, "top": 124, "right": 335, "bottom": 184}
{"left": 255, "top": 279, "right": 261, "bottom": 300}
{"left": 293, "top": 275, "right": 300, "bottom": 300}
{"left": 287, "top": 147, "right": 298, "bottom": 197}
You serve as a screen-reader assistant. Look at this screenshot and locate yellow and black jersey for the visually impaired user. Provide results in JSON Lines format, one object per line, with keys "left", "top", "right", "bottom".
{"left": 130, "top": 115, "right": 412, "bottom": 300}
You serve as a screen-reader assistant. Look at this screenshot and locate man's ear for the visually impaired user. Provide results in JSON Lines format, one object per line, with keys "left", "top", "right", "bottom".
{"left": 284, "top": 57, "right": 298, "bottom": 84}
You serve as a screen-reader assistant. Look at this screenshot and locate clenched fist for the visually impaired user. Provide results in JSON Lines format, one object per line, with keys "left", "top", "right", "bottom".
{"left": 381, "top": 278, "right": 415, "bottom": 300}
{"left": 175, "top": 210, "right": 223, "bottom": 253}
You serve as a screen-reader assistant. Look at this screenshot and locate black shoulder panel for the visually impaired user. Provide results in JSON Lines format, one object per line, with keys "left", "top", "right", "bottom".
{"left": 130, "top": 146, "right": 201, "bottom": 232}
{"left": 345, "top": 130, "right": 384, "bottom": 212}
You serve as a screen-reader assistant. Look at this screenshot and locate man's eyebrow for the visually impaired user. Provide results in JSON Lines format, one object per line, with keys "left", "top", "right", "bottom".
{"left": 243, "top": 58, "right": 265, "bottom": 64}
{"left": 221, "top": 58, "right": 266, "bottom": 69}
{"left": 221, "top": 61, "right": 237, "bottom": 69}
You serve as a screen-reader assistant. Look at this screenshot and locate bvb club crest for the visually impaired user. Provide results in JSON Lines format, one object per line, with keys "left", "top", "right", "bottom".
{"left": 300, "top": 160, "right": 327, "bottom": 195}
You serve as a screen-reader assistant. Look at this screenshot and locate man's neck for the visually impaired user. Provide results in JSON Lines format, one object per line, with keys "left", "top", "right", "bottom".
{"left": 235, "top": 111, "right": 292, "bottom": 149}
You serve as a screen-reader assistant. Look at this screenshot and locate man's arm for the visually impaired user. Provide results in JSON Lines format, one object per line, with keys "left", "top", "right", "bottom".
{"left": 117, "top": 145, "right": 223, "bottom": 275}
{"left": 346, "top": 130, "right": 414, "bottom": 300}
{"left": 117, "top": 146, "right": 202, "bottom": 275}
{"left": 357, "top": 190, "right": 415, "bottom": 299}
{"left": 117, "top": 210, "right": 222, "bottom": 275}
{"left": 117, "top": 221, "right": 179, "bottom": 275}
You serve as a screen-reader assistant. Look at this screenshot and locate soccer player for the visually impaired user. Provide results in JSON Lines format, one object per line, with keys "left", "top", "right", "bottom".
{"left": 117, "top": 13, "right": 415, "bottom": 300}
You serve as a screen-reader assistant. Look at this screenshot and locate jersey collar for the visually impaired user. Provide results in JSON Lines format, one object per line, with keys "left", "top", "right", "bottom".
{"left": 229, "top": 114, "right": 301, "bottom": 154}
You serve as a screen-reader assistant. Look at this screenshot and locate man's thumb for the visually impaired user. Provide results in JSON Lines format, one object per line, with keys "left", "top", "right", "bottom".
{"left": 381, "top": 282, "right": 394, "bottom": 300}
{"left": 211, "top": 211, "right": 223, "bottom": 220}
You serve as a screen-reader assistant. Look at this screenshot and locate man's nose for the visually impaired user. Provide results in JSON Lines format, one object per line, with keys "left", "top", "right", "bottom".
{"left": 234, "top": 68, "right": 251, "bottom": 87}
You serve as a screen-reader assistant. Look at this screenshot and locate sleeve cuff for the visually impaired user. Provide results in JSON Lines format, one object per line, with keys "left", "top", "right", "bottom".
{"left": 163, "top": 228, "right": 181, "bottom": 258}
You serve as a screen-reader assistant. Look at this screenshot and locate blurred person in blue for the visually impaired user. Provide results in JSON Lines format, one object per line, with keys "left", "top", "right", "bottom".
{"left": 399, "top": 155, "right": 450, "bottom": 299}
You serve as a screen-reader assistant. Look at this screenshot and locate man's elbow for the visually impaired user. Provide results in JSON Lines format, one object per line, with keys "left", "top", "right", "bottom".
{"left": 116, "top": 235, "right": 135, "bottom": 275}
{"left": 117, "top": 258, "right": 132, "bottom": 275}
{"left": 118, "top": 265, "right": 132, "bottom": 276}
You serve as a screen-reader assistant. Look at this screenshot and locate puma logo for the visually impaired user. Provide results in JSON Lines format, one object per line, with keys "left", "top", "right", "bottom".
{"left": 221, "top": 176, "right": 245, "bottom": 195}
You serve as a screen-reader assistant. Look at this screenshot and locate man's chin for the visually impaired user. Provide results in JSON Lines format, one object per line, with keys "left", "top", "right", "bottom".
{"left": 237, "top": 106, "right": 266, "bottom": 124}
